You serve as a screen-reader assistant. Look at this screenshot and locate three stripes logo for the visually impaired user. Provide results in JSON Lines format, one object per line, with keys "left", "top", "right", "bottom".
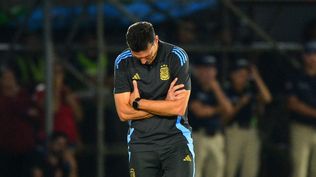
{"left": 115, "top": 50, "right": 132, "bottom": 69}
{"left": 172, "top": 47, "right": 188, "bottom": 66}
{"left": 132, "top": 73, "right": 141, "bottom": 80}
{"left": 183, "top": 155, "right": 192, "bottom": 162}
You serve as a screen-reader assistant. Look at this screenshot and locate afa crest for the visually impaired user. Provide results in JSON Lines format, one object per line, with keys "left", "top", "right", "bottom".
{"left": 160, "top": 64, "right": 170, "bottom": 81}
{"left": 130, "top": 168, "right": 136, "bottom": 177}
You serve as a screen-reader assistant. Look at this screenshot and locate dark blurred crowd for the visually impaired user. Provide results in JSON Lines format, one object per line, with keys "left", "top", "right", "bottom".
{"left": 189, "top": 41, "right": 316, "bottom": 177}
{"left": 0, "top": 64, "right": 81, "bottom": 177}
{"left": 0, "top": 16, "right": 316, "bottom": 177}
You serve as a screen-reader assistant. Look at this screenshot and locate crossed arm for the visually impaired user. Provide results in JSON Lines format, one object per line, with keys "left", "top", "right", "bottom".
{"left": 114, "top": 93, "right": 154, "bottom": 121}
{"left": 190, "top": 80, "right": 233, "bottom": 119}
{"left": 114, "top": 78, "right": 190, "bottom": 121}
{"left": 137, "top": 91, "right": 190, "bottom": 116}
{"left": 288, "top": 96, "right": 316, "bottom": 118}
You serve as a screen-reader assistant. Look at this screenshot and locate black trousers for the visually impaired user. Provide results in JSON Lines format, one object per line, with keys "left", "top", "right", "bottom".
{"left": 129, "top": 143, "right": 195, "bottom": 177}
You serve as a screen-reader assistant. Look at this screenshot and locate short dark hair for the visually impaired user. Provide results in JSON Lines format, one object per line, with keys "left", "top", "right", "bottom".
{"left": 126, "top": 21, "right": 155, "bottom": 52}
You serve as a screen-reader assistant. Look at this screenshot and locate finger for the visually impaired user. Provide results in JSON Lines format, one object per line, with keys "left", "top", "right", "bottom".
{"left": 174, "top": 89, "right": 186, "bottom": 96}
{"left": 171, "top": 84, "right": 185, "bottom": 92}
{"left": 133, "top": 80, "right": 140, "bottom": 97}
{"left": 133, "top": 80, "right": 139, "bottom": 92}
{"left": 168, "top": 78, "right": 178, "bottom": 92}
{"left": 168, "top": 78, "right": 178, "bottom": 91}
{"left": 176, "top": 95, "right": 185, "bottom": 100}
{"left": 175, "top": 93, "right": 186, "bottom": 100}
{"left": 175, "top": 91, "right": 186, "bottom": 99}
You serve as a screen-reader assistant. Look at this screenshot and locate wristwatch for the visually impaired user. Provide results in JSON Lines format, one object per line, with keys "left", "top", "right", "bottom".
{"left": 132, "top": 97, "right": 142, "bottom": 110}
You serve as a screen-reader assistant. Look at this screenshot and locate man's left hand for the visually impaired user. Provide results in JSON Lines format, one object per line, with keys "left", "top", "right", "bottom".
{"left": 130, "top": 80, "right": 140, "bottom": 105}
{"left": 166, "top": 77, "right": 186, "bottom": 101}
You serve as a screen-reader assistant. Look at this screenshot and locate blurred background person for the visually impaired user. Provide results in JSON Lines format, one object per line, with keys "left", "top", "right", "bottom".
{"left": 71, "top": 32, "right": 99, "bottom": 84}
{"left": 286, "top": 41, "right": 316, "bottom": 177}
{"left": 35, "top": 62, "right": 83, "bottom": 148}
{"left": 189, "top": 55, "right": 233, "bottom": 177}
{"left": 224, "top": 58, "right": 272, "bottom": 177}
{"left": 0, "top": 68, "right": 39, "bottom": 177}
{"left": 30, "top": 132, "right": 78, "bottom": 177}
{"left": 176, "top": 20, "right": 198, "bottom": 45}
{"left": 45, "top": 132, "right": 78, "bottom": 177}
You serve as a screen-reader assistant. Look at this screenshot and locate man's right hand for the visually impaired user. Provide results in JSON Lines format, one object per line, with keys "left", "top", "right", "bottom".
{"left": 166, "top": 78, "right": 186, "bottom": 101}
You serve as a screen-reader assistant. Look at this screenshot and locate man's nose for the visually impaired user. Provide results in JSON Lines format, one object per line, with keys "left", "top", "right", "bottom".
{"left": 140, "top": 58, "right": 147, "bottom": 64}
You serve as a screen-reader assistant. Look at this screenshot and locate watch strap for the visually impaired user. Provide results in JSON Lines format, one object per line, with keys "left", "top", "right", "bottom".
{"left": 133, "top": 97, "right": 142, "bottom": 110}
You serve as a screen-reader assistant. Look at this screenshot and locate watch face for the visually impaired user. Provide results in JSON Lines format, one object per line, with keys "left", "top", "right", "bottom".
{"left": 133, "top": 100, "right": 138, "bottom": 110}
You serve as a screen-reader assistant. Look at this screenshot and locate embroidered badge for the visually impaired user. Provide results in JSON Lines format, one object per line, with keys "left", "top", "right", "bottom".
{"left": 160, "top": 64, "right": 170, "bottom": 81}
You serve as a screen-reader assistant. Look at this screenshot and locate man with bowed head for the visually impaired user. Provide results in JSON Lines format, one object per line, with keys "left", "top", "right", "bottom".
{"left": 113, "top": 21, "right": 195, "bottom": 177}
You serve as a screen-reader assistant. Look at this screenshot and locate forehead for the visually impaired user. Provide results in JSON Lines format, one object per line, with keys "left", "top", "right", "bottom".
{"left": 232, "top": 68, "right": 249, "bottom": 75}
